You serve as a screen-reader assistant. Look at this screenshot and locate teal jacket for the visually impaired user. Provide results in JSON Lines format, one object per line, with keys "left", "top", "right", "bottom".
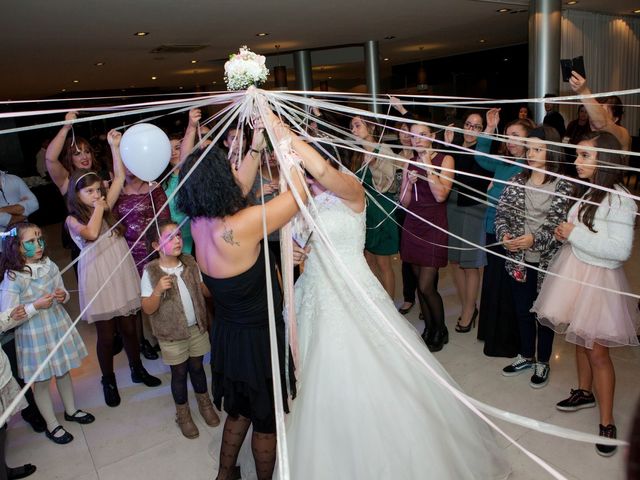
{"left": 474, "top": 136, "right": 525, "bottom": 234}
{"left": 163, "top": 173, "right": 194, "bottom": 255}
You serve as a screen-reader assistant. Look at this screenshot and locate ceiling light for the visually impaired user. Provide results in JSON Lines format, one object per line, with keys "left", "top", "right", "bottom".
{"left": 134, "top": 32, "right": 149, "bottom": 36}
{"left": 212, "top": 81, "right": 217, "bottom": 84}
{"left": 479, "top": 39, "right": 486, "bottom": 43}
{"left": 151, "top": 76, "right": 157, "bottom": 80}
{"left": 567, "top": 1, "right": 578, "bottom": 4}
{"left": 383, "top": 57, "right": 389, "bottom": 61}
{"left": 256, "top": 32, "right": 269, "bottom": 37}
{"left": 61, "top": 89, "right": 66, "bottom": 92}
{"left": 191, "top": 60, "right": 197, "bottom": 64}
{"left": 179, "top": 86, "right": 183, "bottom": 90}
{"left": 72, "top": 80, "right": 79, "bottom": 83}
{"left": 634, "top": 8, "right": 640, "bottom": 13}
{"left": 384, "top": 35, "right": 396, "bottom": 40}
{"left": 503, "top": 58, "right": 509, "bottom": 62}
{"left": 328, "top": 76, "right": 333, "bottom": 80}
{"left": 496, "top": 8, "right": 511, "bottom": 12}
{"left": 94, "top": 61, "right": 105, "bottom": 66}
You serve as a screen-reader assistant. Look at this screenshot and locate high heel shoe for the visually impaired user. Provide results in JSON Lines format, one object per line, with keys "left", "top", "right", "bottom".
{"left": 455, "top": 307, "right": 478, "bottom": 333}
{"left": 398, "top": 302, "right": 414, "bottom": 315}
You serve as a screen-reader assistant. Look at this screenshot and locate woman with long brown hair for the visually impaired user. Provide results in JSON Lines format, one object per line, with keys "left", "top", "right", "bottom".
{"left": 350, "top": 115, "right": 399, "bottom": 298}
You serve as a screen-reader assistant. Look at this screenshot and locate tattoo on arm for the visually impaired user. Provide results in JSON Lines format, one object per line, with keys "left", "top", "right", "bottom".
{"left": 222, "top": 228, "right": 240, "bottom": 246}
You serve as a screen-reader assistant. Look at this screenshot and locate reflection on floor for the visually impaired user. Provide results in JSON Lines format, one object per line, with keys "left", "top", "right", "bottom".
{"left": 6, "top": 222, "right": 640, "bottom": 480}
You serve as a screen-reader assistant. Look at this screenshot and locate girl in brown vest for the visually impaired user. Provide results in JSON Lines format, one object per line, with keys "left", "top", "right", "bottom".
{"left": 141, "top": 219, "right": 219, "bottom": 438}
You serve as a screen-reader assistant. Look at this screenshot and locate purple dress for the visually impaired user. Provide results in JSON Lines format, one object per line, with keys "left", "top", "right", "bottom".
{"left": 113, "top": 185, "right": 171, "bottom": 276}
{"left": 400, "top": 154, "right": 448, "bottom": 268}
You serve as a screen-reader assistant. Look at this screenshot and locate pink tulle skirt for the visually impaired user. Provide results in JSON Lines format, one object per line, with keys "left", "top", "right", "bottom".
{"left": 532, "top": 245, "right": 640, "bottom": 349}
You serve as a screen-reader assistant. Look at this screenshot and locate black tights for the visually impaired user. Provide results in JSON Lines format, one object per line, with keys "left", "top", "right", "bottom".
{"left": 94, "top": 315, "right": 141, "bottom": 376}
{"left": 216, "top": 415, "right": 276, "bottom": 480}
{"left": 169, "top": 356, "right": 208, "bottom": 405}
{"left": 411, "top": 266, "right": 445, "bottom": 335}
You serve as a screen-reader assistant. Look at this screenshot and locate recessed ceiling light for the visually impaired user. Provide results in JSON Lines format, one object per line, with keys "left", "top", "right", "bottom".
{"left": 328, "top": 76, "right": 333, "bottom": 79}
{"left": 72, "top": 80, "right": 79, "bottom": 83}
{"left": 256, "top": 32, "right": 269, "bottom": 37}
{"left": 134, "top": 31, "right": 149, "bottom": 36}
{"left": 567, "top": 1, "right": 578, "bottom": 4}
{"left": 384, "top": 35, "right": 396, "bottom": 40}
{"left": 634, "top": 8, "right": 640, "bottom": 13}
{"left": 151, "top": 76, "right": 157, "bottom": 80}
{"left": 94, "top": 62, "right": 105, "bottom": 66}
{"left": 479, "top": 39, "right": 486, "bottom": 43}
{"left": 383, "top": 57, "right": 389, "bottom": 61}
{"left": 61, "top": 89, "right": 66, "bottom": 92}
{"left": 191, "top": 60, "right": 197, "bottom": 64}
{"left": 497, "top": 8, "right": 511, "bottom": 12}
{"left": 179, "top": 86, "right": 183, "bottom": 90}
{"left": 503, "top": 58, "right": 509, "bottom": 62}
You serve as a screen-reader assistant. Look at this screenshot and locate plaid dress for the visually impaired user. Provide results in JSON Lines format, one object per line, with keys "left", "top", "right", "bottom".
{"left": 0, "top": 258, "right": 87, "bottom": 382}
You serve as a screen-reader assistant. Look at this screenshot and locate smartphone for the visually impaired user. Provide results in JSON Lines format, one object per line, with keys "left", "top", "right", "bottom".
{"left": 560, "top": 56, "right": 586, "bottom": 82}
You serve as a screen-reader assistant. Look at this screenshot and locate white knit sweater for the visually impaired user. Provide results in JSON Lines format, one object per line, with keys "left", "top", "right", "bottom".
{"left": 568, "top": 185, "right": 637, "bottom": 269}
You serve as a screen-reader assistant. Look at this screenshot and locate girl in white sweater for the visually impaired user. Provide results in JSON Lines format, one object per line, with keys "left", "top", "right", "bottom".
{"left": 532, "top": 132, "right": 639, "bottom": 457}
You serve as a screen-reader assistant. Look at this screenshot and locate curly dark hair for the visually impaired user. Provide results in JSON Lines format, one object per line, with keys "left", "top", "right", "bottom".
{"left": 177, "top": 146, "right": 248, "bottom": 219}
{"left": 575, "top": 131, "right": 627, "bottom": 232}
{"left": 0, "top": 222, "right": 45, "bottom": 280}
{"left": 145, "top": 218, "right": 179, "bottom": 261}
{"left": 66, "top": 169, "right": 124, "bottom": 235}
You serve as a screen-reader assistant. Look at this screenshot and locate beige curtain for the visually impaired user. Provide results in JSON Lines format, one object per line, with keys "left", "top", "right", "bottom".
{"left": 560, "top": 9, "right": 640, "bottom": 138}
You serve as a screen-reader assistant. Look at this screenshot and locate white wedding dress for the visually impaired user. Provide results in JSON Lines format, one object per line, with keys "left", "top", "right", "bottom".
{"left": 281, "top": 191, "right": 510, "bottom": 480}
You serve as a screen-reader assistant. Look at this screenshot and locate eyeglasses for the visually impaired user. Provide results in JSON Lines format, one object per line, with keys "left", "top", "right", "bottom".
{"left": 464, "top": 121, "right": 483, "bottom": 132}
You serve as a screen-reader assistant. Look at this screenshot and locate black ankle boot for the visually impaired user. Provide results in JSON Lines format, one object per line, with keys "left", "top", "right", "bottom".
{"left": 421, "top": 324, "right": 432, "bottom": 346}
{"left": 140, "top": 339, "right": 159, "bottom": 360}
{"left": 427, "top": 327, "right": 449, "bottom": 352}
{"left": 101, "top": 374, "right": 121, "bottom": 407}
{"left": 130, "top": 365, "right": 162, "bottom": 387}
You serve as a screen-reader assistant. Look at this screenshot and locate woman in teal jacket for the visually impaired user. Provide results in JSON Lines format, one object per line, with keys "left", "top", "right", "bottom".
{"left": 475, "top": 117, "right": 534, "bottom": 357}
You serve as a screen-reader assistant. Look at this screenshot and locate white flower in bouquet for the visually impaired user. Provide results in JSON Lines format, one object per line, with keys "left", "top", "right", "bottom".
{"left": 224, "top": 46, "right": 269, "bottom": 91}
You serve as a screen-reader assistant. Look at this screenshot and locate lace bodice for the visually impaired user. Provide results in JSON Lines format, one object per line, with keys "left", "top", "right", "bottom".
{"left": 305, "top": 191, "right": 365, "bottom": 264}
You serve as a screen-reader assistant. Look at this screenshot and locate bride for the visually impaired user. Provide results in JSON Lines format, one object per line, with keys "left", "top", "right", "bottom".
{"left": 266, "top": 110, "right": 510, "bottom": 480}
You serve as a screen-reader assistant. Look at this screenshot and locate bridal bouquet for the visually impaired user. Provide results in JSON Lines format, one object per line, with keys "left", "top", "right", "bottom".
{"left": 224, "top": 46, "right": 269, "bottom": 91}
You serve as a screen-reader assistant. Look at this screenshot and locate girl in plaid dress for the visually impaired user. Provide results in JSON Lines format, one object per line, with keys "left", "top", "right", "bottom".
{"left": 0, "top": 223, "right": 94, "bottom": 445}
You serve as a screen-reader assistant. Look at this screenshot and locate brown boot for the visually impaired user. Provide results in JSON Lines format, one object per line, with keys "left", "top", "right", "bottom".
{"left": 195, "top": 392, "right": 220, "bottom": 427}
{"left": 175, "top": 403, "right": 199, "bottom": 439}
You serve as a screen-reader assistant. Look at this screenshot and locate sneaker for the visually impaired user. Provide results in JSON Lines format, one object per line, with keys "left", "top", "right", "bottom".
{"left": 530, "top": 362, "right": 550, "bottom": 388}
{"left": 556, "top": 388, "right": 596, "bottom": 412}
{"left": 595, "top": 424, "right": 617, "bottom": 457}
{"left": 502, "top": 354, "right": 534, "bottom": 377}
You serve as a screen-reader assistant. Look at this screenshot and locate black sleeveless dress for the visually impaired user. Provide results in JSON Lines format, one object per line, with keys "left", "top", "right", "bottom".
{"left": 202, "top": 245, "right": 293, "bottom": 433}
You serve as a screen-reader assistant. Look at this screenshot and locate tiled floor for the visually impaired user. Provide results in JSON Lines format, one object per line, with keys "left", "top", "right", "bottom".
{"left": 5, "top": 221, "right": 640, "bottom": 480}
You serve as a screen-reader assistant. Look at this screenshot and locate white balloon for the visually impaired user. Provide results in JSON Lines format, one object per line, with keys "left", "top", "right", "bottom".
{"left": 119, "top": 123, "right": 171, "bottom": 182}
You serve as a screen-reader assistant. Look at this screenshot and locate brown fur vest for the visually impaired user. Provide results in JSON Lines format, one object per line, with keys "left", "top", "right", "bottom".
{"left": 145, "top": 255, "right": 207, "bottom": 341}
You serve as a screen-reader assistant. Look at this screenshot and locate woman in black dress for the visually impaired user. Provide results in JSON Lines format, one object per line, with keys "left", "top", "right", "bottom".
{"left": 177, "top": 117, "right": 307, "bottom": 480}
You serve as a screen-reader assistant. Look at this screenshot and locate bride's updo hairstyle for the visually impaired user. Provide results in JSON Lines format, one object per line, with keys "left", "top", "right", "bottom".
{"left": 177, "top": 146, "right": 248, "bottom": 219}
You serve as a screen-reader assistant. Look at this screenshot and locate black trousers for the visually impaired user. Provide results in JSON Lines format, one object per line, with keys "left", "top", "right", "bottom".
{"left": 510, "top": 265, "right": 554, "bottom": 363}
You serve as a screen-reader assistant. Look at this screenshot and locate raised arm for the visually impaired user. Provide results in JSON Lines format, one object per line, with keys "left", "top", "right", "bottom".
{"left": 285, "top": 126, "right": 364, "bottom": 207}
{"left": 105, "top": 130, "right": 125, "bottom": 209}
{"left": 45, "top": 111, "right": 76, "bottom": 194}
{"left": 569, "top": 72, "right": 609, "bottom": 129}
{"left": 235, "top": 126, "right": 266, "bottom": 196}
{"left": 180, "top": 109, "right": 200, "bottom": 163}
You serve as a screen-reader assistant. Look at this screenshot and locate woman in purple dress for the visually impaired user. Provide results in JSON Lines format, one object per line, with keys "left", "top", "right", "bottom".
{"left": 113, "top": 170, "right": 171, "bottom": 359}
{"left": 400, "top": 122, "right": 454, "bottom": 352}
